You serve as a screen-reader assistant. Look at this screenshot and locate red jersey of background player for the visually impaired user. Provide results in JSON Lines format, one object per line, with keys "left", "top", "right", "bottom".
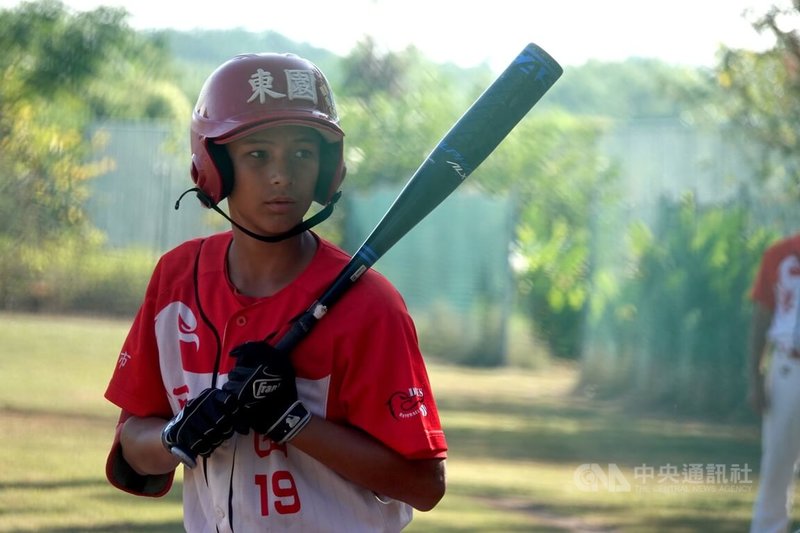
{"left": 751, "top": 234, "right": 800, "bottom": 353}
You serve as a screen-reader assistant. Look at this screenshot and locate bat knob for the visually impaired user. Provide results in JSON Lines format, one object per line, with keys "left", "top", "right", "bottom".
{"left": 168, "top": 446, "right": 197, "bottom": 469}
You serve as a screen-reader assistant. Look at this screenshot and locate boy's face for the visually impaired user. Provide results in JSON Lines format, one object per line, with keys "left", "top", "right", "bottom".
{"left": 225, "top": 125, "right": 321, "bottom": 237}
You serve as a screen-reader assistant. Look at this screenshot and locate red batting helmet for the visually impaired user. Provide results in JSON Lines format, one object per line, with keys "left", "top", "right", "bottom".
{"left": 190, "top": 53, "right": 345, "bottom": 206}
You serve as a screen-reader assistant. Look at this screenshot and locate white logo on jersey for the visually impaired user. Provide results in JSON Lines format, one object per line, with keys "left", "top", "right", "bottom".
{"left": 155, "top": 301, "right": 200, "bottom": 352}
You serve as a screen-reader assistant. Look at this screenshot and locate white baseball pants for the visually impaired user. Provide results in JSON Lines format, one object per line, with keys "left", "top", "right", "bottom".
{"left": 751, "top": 351, "right": 800, "bottom": 533}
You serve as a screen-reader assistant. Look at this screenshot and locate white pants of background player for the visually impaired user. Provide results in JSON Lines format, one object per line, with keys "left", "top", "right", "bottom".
{"left": 751, "top": 349, "right": 800, "bottom": 533}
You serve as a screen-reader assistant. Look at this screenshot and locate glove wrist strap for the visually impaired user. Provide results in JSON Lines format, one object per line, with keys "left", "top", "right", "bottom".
{"left": 267, "top": 401, "right": 311, "bottom": 444}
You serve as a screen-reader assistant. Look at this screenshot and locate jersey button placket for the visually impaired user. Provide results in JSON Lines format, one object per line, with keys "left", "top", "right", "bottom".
{"left": 236, "top": 315, "right": 247, "bottom": 327}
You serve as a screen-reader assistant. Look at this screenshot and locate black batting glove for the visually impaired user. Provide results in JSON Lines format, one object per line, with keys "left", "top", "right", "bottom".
{"left": 222, "top": 341, "right": 311, "bottom": 444}
{"left": 161, "top": 388, "right": 237, "bottom": 464}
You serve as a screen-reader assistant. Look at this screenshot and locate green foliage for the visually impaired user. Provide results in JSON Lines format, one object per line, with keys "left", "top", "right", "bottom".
{"left": 0, "top": 1, "right": 184, "bottom": 122}
{"left": 0, "top": 0, "right": 129, "bottom": 99}
{"left": 568, "top": 1, "right": 800, "bottom": 416}
{"left": 340, "top": 37, "right": 411, "bottom": 99}
{"left": 0, "top": 0, "right": 127, "bottom": 243}
{"left": 478, "top": 110, "right": 617, "bottom": 359}
{"left": 582, "top": 194, "right": 777, "bottom": 415}
{"left": 339, "top": 50, "right": 618, "bottom": 363}
{"left": 416, "top": 301, "right": 493, "bottom": 366}
{"left": 0, "top": 236, "right": 155, "bottom": 315}
{"left": 0, "top": 99, "right": 108, "bottom": 242}
{"left": 0, "top": 0, "right": 183, "bottom": 244}
{"left": 337, "top": 44, "right": 481, "bottom": 191}
{"left": 0, "top": 0, "right": 188, "bottom": 313}
{"left": 414, "top": 300, "right": 512, "bottom": 367}
{"left": 545, "top": 58, "right": 716, "bottom": 119}
{"left": 715, "top": 3, "right": 800, "bottom": 195}
{"left": 161, "top": 28, "right": 343, "bottom": 101}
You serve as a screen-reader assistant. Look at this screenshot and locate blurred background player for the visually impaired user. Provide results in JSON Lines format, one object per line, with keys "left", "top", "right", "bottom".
{"left": 749, "top": 232, "right": 800, "bottom": 533}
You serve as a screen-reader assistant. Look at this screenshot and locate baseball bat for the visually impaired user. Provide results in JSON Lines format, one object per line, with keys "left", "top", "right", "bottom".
{"left": 276, "top": 41, "right": 562, "bottom": 349}
{"left": 170, "top": 42, "right": 562, "bottom": 467}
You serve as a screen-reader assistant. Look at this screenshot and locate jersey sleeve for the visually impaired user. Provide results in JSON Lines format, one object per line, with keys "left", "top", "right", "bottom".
{"left": 105, "top": 410, "right": 174, "bottom": 497}
{"left": 751, "top": 246, "right": 778, "bottom": 311}
{"left": 104, "top": 259, "right": 172, "bottom": 418}
{"left": 104, "top": 260, "right": 176, "bottom": 497}
{"left": 333, "top": 279, "right": 447, "bottom": 460}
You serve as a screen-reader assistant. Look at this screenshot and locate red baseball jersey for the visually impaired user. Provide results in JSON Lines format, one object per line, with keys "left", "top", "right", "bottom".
{"left": 105, "top": 231, "right": 447, "bottom": 532}
{"left": 751, "top": 233, "right": 800, "bottom": 351}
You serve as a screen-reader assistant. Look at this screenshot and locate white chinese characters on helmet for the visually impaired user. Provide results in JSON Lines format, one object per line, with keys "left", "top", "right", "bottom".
{"left": 246, "top": 68, "right": 287, "bottom": 103}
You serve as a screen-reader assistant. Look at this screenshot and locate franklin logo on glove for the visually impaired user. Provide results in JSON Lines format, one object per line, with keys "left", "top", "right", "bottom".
{"left": 253, "top": 376, "right": 281, "bottom": 398}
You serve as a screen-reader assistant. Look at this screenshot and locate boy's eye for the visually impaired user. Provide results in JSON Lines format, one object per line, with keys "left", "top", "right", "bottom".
{"left": 242, "top": 149, "right": 315, "bottom": 160}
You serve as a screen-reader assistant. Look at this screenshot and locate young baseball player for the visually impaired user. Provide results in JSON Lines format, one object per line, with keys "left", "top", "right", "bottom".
{"left": 104, "top": 52, "right": 448, "bottom": 532}
{"left": 748, "top": 233, "right": 800, "bottom": 533}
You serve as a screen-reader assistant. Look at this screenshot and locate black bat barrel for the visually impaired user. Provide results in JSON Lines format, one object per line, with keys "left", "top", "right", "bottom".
{"left": 360, "top": 42, "right": 562, "bottom": 261}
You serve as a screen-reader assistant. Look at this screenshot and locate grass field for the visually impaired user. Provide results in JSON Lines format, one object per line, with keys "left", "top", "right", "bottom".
{"left": 0, "top": 312, "right": 780, "bottom": 531}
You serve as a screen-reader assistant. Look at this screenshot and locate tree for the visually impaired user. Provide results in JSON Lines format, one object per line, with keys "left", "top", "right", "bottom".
{"left": 0, "top": 0, "right": 186, "bottom": 307}
{"left": 550, "top": 58, "right": 714, "bottom": 119}
{"left": 580, "top": 194, "right": 775, "bottom": 415}
{"left": 716, "top": 1, "right": 800, "bottom": 195}
{"left": 337, "top": 41, "right": 486, "bottom": 191}
{"left": 475, "top": 110, "right": 617, "bottom": 359}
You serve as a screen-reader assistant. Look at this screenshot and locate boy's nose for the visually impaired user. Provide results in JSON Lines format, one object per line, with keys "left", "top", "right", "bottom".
{"left": 267, "top": 157, "right": 292, "bottom": 186}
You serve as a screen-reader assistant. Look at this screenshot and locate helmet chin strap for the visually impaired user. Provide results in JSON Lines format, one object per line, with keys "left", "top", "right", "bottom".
{"left": 175, "top": 188, "right": 341, "bottom": 243}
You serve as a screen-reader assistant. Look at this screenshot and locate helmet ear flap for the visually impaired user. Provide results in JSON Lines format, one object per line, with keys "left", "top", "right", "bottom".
{"left": 315, "top": 141, "right": 345, "bottom": 205}
{"left": 207, "top": 141, "right": 234, "bottom": 200}
{"left": 190, "top": 140, "right": 234, "bottom": 206}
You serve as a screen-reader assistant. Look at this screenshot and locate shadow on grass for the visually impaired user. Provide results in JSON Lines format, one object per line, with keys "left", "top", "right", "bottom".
{"left": 0, "top": 478, "right": 108, "bottom": 491}
{"left": 445, "top": 416, "right": 761, "bottom": 467}
{"left": 434, "top": 483, "right": 756, "bottom": 533}
{"left": 439, "top": 390, "right": 761, "bottom": 469}
{"left": 0, "top": 476, "right": 184, "bottom": 531}
{"left": 432, "top": 381, "right": 764, "bottom": 532}
{"left": 645, "top": 514, "right": 751, "bottom": 533}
